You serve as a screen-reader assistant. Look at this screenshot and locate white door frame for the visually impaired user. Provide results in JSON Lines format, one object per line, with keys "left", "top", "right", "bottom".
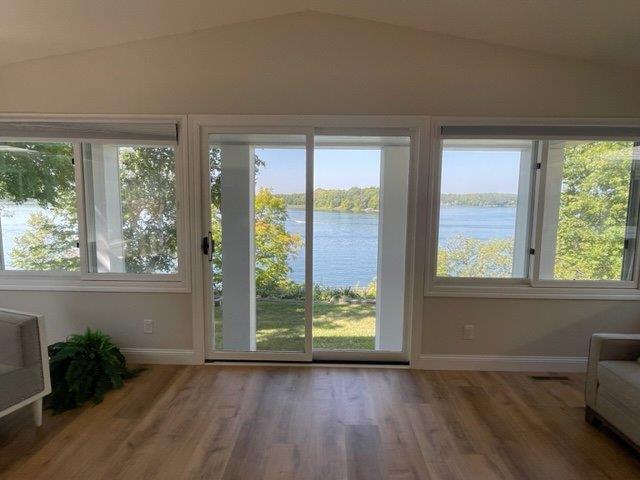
{"left": 198, "top": 125, "right": 314, "bottom": 361}
{"left": 188, "top": 115, "right": 426, "bottom": 363}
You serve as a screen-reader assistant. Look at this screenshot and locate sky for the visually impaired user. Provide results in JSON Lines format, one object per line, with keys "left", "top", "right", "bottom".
{"left": 253, "top": 147, "right": 521, "bottom": 194}
{"left": 440, "top": 149, "right": 521, "bottom": 194}
{"left": 255, "top": 148, "right": 381, "bottom": 193}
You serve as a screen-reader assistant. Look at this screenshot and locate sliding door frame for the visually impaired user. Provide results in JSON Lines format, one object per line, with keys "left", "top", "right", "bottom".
{"left": 198, "top": 125, "right": 314, "bottom": 361}
{"left": 188, "top": 115, "right": 426, "bottom": 364}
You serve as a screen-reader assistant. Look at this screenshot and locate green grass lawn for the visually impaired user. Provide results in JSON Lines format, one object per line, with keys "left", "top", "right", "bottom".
{"left": 214, "top": 299, "right": 375, "bottom": 351}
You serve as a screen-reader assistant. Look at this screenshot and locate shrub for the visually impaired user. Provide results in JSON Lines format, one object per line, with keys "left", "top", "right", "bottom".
{"left": 255, "top": 280, "right": 377, "bottom": 302}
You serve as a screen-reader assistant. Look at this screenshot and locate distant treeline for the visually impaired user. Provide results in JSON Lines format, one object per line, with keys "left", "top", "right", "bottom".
{"left": 276, "top": 187, "right": 517, "bottom": 210}
{"left": 277, "top": 187, "right": 379, "bottom": 211}
{"left": 440, "top": 193, "right": 517, "bottom": 207}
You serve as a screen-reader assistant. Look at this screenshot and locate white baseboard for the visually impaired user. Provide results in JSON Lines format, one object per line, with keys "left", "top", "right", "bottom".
{"left": 413, "top": 354, "right": 587, "bottom": 372}
{"left": 120, "top": 348, "right": 196, "bottom": 365}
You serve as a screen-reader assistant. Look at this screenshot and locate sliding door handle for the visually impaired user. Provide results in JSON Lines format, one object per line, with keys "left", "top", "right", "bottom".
{"left": 201, "top": 231, "right": 214, "bottom": 261}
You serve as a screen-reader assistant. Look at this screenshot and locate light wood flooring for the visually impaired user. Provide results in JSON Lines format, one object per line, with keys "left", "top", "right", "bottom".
{"left": 1, "top": 365, "right": 640, "bottom": 479}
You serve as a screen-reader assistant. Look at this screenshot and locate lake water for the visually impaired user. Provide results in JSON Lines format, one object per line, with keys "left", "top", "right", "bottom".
{"left": 0, "top": 203, "right": 517, "bottom": 285}
{"left": 286, "top": 206, "right": 516, "bottom": 287}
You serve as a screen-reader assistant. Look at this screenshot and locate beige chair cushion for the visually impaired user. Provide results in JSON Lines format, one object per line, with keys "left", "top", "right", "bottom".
{"left": 596, "top": 360, "right": 640, "bottom": 445}
{"left": 0, "top": 315, "right": 44, "bottom": 412}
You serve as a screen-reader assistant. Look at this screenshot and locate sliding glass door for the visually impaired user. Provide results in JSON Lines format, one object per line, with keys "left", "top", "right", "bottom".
{"left": 203, "top": 131, "right": 313, "bottom": 360}
{"left": 201, "top": 127, "right": 411, "bottom": 362}
{"left": 312, "top": 134, "right": 410, "bottom": 360}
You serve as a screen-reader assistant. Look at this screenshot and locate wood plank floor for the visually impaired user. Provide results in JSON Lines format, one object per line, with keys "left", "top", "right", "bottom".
{"left": 1, "top": 365, "right": 640, "bottom": 479}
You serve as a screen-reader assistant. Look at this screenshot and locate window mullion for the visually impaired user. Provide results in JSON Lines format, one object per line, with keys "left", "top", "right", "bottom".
{"left": 622, "top": 142, "right": 640, "bottom": 282}
{"left": 528, "top": 141, "right": 548, "bottom": 286}
{"left": 73, "top": 142, "right": 90, "bottom": 276}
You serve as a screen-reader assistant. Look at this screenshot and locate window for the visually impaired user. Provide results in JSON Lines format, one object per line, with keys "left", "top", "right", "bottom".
{"left": 0, "top": 141, "right": 79, "bottom": 271}
{"left": 436, "top": 139, "right": 535, "bottom": 278}
{"left": 538, "top": 140, "right": 640, "bottom": 282}
{"left": 0, "top": 118, "right": 185, "bottom": 290}
{"left": 430, "top": 122, "right": 640, "bottom": 297}
{"left": 83, "top": 144, "right": 178, "bottom": 274}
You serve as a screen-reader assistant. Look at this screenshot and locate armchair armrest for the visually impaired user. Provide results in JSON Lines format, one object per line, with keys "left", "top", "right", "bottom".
{"left": 585, "top": 333, "right": 640, "bottom": 407}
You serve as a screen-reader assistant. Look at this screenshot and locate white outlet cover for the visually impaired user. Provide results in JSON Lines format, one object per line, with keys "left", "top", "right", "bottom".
{"left": 463, "top": 324, "right": 474, "bottom": 340}
{"left": 143, "top": 319, "right": 153, "bottom": 333}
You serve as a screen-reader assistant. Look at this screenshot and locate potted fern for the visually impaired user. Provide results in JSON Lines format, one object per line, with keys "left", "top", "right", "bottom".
{"left": 47, "top": 329, "right": 142, "bottom": 412}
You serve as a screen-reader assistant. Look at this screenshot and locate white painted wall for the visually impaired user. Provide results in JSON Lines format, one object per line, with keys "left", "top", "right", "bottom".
{"left": 1, "top": 12, "right": 640, "bottom": 364}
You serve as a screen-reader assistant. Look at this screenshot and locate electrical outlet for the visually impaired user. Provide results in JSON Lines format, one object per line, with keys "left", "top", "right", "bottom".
{"left": 463, "top": 324, "right": 474, "bottom": 340}
{"left": 143, "top": 319, "right": 153, "bottom": 334}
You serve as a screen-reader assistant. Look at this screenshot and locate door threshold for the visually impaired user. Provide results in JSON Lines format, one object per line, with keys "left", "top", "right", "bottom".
{"left": 204, "top": 359, "right": 410, "bottom": 369}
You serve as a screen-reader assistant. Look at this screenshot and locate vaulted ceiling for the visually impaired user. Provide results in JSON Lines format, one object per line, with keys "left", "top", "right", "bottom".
{"left": 2, "top": 0, "right": 639, "bottom": 68}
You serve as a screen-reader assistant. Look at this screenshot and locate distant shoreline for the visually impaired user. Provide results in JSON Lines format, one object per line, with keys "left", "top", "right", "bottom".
{"left": 276, "top": 189, "right": 516, "bottom": 210}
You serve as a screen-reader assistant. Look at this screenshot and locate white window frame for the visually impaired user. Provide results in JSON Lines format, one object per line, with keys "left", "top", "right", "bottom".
{"left": 0, "top": 114, "right": 190, "bottom": 293}
{"left": 425, "top": 117, "right": 640, "bottom": 300}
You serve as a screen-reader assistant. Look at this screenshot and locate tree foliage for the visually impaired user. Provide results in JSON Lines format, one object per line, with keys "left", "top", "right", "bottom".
{"left": 0, "top": 142, "right": 75, "bottom": 208}
{"left": 0, "top": 142, "right": 80, "bottom": 271}
{"left": 209, "top": 147, "right": 301, "bottom": 296}
{"left": 8, "top": 145, "right": 178, "bottom": 273}
{"left": 437, "top": 141, "right": 637, "bottom": 280}
{"left": 437, "top": 236, "right": 514, "bottom": 277}
{"left": 553, "top": 141, "right": 634, "bottom": 280}
{"left": 440, "top": 192, "right": 517, "bottom": 207}
{"left": 118, "top": 147, "right": 177, "bottom": 273}
{"left": 6, "top": 140, "right": 637, "bottom": 287}
{"left": 278, "top": 187, "right": 379, "bottom": 211}
{"left": 254, "top": 188, "right": 302, "bottom": 294}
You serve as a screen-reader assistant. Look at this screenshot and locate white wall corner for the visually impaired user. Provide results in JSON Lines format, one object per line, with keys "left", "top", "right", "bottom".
{"left": 412, "top": 354, "right": 587, "bottom": 372}
{"left": 120, "top": 348, "right": 197, "bottom": 365}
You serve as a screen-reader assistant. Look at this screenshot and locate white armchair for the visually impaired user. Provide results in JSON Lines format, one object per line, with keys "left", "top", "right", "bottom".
{"left": 0, "top": 309, "right": 50, "bottom": 427}
{"left": 586, "top": 333, "right": 640, "bottom": 449}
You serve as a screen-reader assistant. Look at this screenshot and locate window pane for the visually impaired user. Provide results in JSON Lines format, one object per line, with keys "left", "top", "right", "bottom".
{"left": 208, "top": 134, "right": 307, "bottom": 353}
{"left": 436, "top": 139, "right": 535, "bottom": 278}
{"left": 0, "top": 141, "right": 79, "bottom": 271}
{"left": 83, "top": 144, "right": 178, "bottom": 274}
{"left": 539, "top": 140, "right": 639, "bottom": 281}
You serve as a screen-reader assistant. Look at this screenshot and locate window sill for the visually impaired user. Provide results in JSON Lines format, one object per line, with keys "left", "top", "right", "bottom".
{"left": 425, "top": 283, "right": 640, "bottom": 300}
{"left": 0, "top": 274, "right": 190, "bottom": 293}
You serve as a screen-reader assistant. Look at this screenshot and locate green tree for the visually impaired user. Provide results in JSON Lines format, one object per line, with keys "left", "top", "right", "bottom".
{"left": 8, "top": 145, "right": 177, "bottom": 273}
{"left": 0, "top": 142, "right": 75, "bottom": 207}
{"left": 118, "top": 147, "right": 177, "bottom": 273}
{"left": 553, "top": 141, "right": 634, "bottom": 280}
{"left": 254, "top": 188, "right": 302, "bottom": 294}
{"left": 278, "top": 186, "right": 380, "bottom": 212}
{"left": 209, "top": 147, "right": 301, "bottom": 297}
{"left": 0, "top": 142, "right": 80, "bottom": 271}
{"left": 437, "top": 236, "right": 513, "bottom": 277}
{"left": 10, "top": 192, "right": 79, "bottom": 271}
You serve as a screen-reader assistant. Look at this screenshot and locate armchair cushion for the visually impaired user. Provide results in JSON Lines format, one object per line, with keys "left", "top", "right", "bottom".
{"left": 586, "top": 333, "right": 640, "bottom": 407}
{"left": 597, "top": 361, "right": 640, "bottom": 413}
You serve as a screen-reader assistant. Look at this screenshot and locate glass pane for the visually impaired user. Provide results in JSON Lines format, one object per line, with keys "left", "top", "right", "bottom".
{"left": 312, "top": 135, "right": 409, "bottom": 352}
{"left": 83, "top": 144, "right": 178, "bottom": 274}
{"left": 539, "top": 140, "right": 639, "bottom": 281}
{"left": 436, "top": 139, "right": 535, "bottom": 278}
{"left": 209, "top": 134, "right": 307, "bottom": 352}
{"left": 0, "top": 141, "right": 79, "bottom": 271}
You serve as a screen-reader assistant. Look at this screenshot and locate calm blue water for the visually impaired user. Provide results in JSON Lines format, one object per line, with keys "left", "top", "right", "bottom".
{"left": 286, "top": 206, "right": 516, "bottom": 287}
{"left": 2, "top": 203, "right": 517, "bottom": 284}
